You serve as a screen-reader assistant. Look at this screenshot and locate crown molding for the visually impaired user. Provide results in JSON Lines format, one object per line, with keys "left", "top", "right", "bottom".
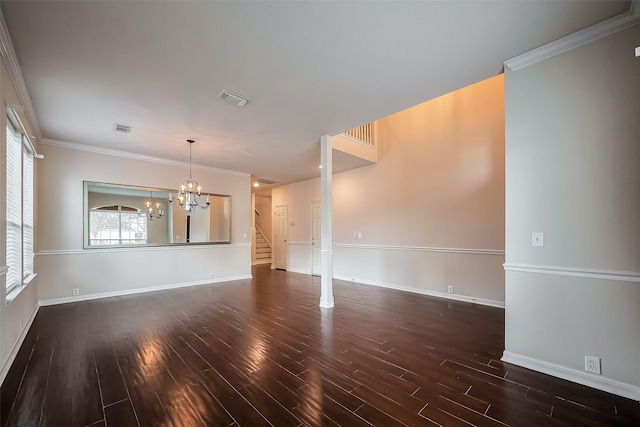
{"left": 39, "top": 138, "right": 250, "bottom": 177}
{"left": 0, "top": 11, "right": 42, "bottom": 139}
{"left": 504, "top": 4, "right": 640, "bottom": 71}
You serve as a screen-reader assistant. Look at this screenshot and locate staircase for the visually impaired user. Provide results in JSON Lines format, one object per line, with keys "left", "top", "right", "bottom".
{"left": 255, "top": 228, "right": 272, "bottom": 264}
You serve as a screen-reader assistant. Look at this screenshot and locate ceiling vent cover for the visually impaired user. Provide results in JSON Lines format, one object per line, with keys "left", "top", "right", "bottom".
{"left": 257, "top": 178, "right": 277, "bottom": 185}
{"left": 217, "top": 90, "right": 250, "bottom": 108}
{"left": 113, "top": 123, "right": 132, "bottom": 133}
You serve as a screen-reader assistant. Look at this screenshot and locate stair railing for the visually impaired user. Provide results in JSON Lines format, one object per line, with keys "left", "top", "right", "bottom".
{"left": 343, "top": 122, "right": 374, "bottom": 145}
{"left": 255, "top": 224, "right": 272, "bottom": 249}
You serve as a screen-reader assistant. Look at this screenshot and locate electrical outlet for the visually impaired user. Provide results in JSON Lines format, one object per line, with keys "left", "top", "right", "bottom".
{"left": 585, "top": 356, "right": 601, "bottom": 375}
{"left": 72, "top": 288, "right": 80, "bottom": 296}
{"left": 243, "top": 232, "right": 248, "bottom": 239}
{"left": 208, "top": 273, "right": 214, "bottom": 279}
{"left": 532, "top": 232, "right": 544, "bottom": 247}
{"left": 19, "top": 319, "right": 24, "bottom": 330}
{"left": 447, "top": 285, "right": 454, "bottom": 294}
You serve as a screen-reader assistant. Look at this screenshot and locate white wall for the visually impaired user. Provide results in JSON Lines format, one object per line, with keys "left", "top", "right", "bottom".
{"left": 36, "top": 142, "right": 252, "bottom": 304}
{"left": 273, "top": 75, "right": 506, "bottom": 306}
{"left": 503, "top": 24, "right": 640, "bottom": 399}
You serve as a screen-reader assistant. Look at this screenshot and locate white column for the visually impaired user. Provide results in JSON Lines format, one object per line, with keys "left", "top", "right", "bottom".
{"left": 320, "top": 135, "right": 334, "bottom": 308}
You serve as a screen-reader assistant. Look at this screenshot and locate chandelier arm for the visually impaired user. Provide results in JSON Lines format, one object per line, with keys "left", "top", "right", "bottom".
{"left": 193, "top": 198, "right": 211, "bottom": 209}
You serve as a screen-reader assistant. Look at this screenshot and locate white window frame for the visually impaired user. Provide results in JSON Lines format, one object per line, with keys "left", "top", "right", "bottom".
{"left": 89, "top": 205, "right": 148, "bottom": 246}
{"left": 5, "top": 114, "right": 36, "bottom": 298}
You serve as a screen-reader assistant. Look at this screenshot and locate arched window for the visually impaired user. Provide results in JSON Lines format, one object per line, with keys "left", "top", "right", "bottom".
{"left": 89, "top": 205, "right": 147, "bottom": 246}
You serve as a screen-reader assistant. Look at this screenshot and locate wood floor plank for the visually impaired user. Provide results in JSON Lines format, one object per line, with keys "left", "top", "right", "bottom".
{"left": 104, "top": 399, "right": 137, "bottom": 427}
{"left": 2, "top": 265, "right": 639, "bottom": 427}
{"left": 95, "top": 347, "right": 129, "bottom": 406}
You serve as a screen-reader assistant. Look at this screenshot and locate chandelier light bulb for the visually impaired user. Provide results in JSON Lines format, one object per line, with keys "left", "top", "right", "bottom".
{"left": 170, "top": 139, "right": 211, "bottom": 214}
{"left": 145, "top": 191, "right": 164, "bottom": 221}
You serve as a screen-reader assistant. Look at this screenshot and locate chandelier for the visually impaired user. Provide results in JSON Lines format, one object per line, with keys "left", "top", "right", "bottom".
{"left": 145, "top": 191, "right": 164, "bottom": 221}
{"left": 170, "top": 139, "right": 210, "bottom": 213}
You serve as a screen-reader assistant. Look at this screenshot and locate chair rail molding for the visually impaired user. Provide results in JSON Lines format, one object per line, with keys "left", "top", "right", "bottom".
{"left": 503, "top": 263, "right": 640, "bottom": 283}
{"left": 335, "top": 243, "right": 504, "bottom": 256}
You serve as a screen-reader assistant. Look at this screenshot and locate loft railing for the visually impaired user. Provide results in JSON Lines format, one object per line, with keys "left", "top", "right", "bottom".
{"left": 343, "top": 122, "right": 374, "bottom": 146}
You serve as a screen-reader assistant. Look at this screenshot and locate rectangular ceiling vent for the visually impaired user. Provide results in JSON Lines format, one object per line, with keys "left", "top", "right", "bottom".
{"left": 217, "top": 90, "right": 250, "bottom": 108}
{"left": 113, "top": 123, "right": 132, "bottom": 133}
{"left": 257, "top": 178, "right": 277, "bottom": 185}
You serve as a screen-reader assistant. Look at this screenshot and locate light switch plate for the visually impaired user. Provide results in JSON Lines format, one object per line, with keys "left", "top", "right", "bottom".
{"left": 532, "top": 232, "right": 544, "bottom": 247}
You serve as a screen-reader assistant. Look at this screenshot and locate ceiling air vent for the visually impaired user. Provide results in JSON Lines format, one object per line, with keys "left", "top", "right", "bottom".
{"left": 257, "top": 178, "right": 277, "bottom": 185}
{"left": 217, "top": 90, "right": 250, "bottom": 108}
{"left": 113, "top": 123, "right": 132, "bottom": 133}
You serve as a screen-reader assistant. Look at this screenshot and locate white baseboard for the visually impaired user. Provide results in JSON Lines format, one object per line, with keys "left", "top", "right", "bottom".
{"left": 38, "top": 275, "right": 252, "bottom": 306}
{"left": 286, "top": 268, "right": 311, "bottom": 275}
{"left": 334, "top": 275, "right": 504, "bottom": 309}
{"left": 0, "top": 303, "right": 39, "bottom": 386}
{"left": 501, "top": 351, "right": 640, "bottom": 401}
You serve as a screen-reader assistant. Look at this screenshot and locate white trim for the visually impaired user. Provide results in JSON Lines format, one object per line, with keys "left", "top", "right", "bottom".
{"left": 334, "top": 275, "right": 505, "bottom": 309}
{"left": 38, "top": 274, "right": 252, "bottom": 307}
{"left": 503, "top": 263, "right": 640, "bottom": 283}
{"left": 286, "top": 268, "right": 310, "bottom": 275}
{"left": 335, "top": 243, "right": 504, "bottom": 256}
{"left": 255, "top": 224, "right": 272, "bottom": 248}
{"left": 6, "top": 105, "right": 42, "bottom": 157}
{"left": 39, "top": 138, "right": 249, "bottom": 177}
{"left": 287, "top": 241, "right": 310, "bottom": 246}
{"left": 501, "top": 351, "right": 640, "bottom": 401}
{"left": 0, "top": 13, "right": 42, "bottom": 138}
{"left": 0, "top": 303, "right": 39, "bottom": 387}
{"left": 504, "top": 6, "right": 640, "bottom": 71}
{"left": 37, "top": 243, "right": 251, "bottom": 256}
{"left": 5, "top": 273, "right": 37, "bottom": 306}
{"left": 338, "top": 133, "right": 377, "bottom": 148}
{"left": 0, "top": 265, "right": 7, "bottom": 276}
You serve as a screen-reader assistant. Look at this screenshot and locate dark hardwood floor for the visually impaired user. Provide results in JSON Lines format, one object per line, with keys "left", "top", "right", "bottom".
{"left": 2, "top": 265, "right": 639, "bottom": 426}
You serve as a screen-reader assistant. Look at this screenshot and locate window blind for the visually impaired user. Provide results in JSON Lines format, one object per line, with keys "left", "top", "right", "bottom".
{"left": 6, "top": 122, "right": 22, "bottom": 292}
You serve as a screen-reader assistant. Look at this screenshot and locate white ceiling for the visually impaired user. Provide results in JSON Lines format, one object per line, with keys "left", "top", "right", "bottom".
{"left": 1, "top": 1, "right": 630, "bottom": 190}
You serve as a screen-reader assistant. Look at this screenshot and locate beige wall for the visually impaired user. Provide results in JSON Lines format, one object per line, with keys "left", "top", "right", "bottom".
{"left": 35, "top": 143, "right": 252, "bottom": 304}
{"left": 273, "top": 75, "right": 505, "bottom": 305}
{"left": 504, "top": 24, "right": 640, "bottom": 398}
